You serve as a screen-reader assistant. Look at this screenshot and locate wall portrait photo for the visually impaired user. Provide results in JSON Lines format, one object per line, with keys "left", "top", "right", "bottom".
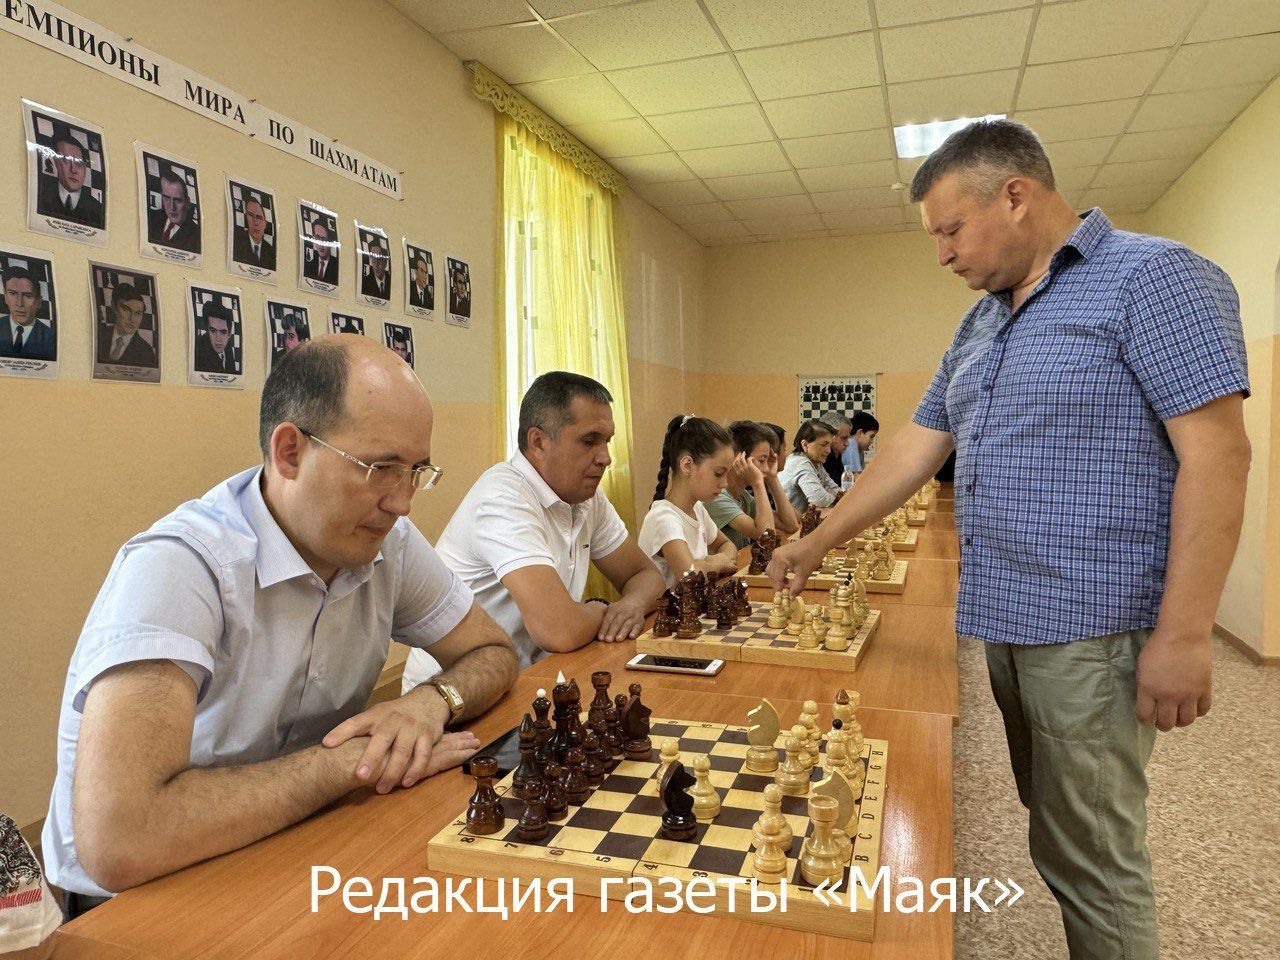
{"left": 298, "top": 200, "right": 340, "bottom": 297}
{"left": 24, "top": 99, "right": 107, "bottom": 246}
{"left": 89, "top": 263, "right": 160, "bottom": 383}
{"left": 356, "top": 223, "right": 392, "bottom": 308}
{"left": 330, "top": 311, "right": 365, "bottom": 336}
{"left": 404, "top": 240, "right": 434, "bottom": 321}
{"left": 226, "top": 177, "right": 277, "bottom": 282}
{"left": 0, "top": 245, "right": 58, "bottom": 380}
{"left": 266, "top": 299, "right": 311, "bottom": 371}
{"left": 445, "top": 255, "right": 471, "bottom": 328}
{"left": 187, "top": 282, "right": 244, "bottom": 389}
{"left": 383, "top": 322, "right": 414, "bottom": 369}
{"left": 137, "top": 144, "right": 202, "bottom": 266}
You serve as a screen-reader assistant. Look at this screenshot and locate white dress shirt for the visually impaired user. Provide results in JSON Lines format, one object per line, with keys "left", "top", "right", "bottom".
{"left": 402, "top": 452, "right": 628, "bottom": 685}
{"left": 43, "top": 466, "right": 473, "bottom": 896}
{"left": 58, "top": 185, "right": 81, "bottom": 210}
{"left": 637, "top": 499, "right": 719, "bottom": 590}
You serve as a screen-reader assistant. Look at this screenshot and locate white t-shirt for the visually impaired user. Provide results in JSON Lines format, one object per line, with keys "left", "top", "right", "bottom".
{"left": 402, "top": 453, "right": 629, "bottom": 683}
{"left": 638, "top": 499, "right": 720, "bottom": 590}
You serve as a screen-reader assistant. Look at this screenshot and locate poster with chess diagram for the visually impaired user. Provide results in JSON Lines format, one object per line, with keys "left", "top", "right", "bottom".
{"left": 135, "top": 142, "right": 202, "bottom": 267}
{"left": 403, "top": 239, "right": 434, "bottom": 321}
{"left": 226, "top": 176, "right": 278, "bottom": 283}
{"left": 187, "top": 281, "right": 244, "bottom": 389}
{"left": 0, "top": 244, "right": 58, "bottom": 380}
{"left": 798, "top": 374, "right": 877, "bottom": 461}
{"left": 265, "top": 299, "right": 311, "bottom": 372}
{"left": 89, "top": 262, "right": 160, "bottom": 383}
{"left": 444, "top": 255, "right": 471, "bottom": 328}
{"left": 383, "top": 322, "right": 414, "bottom": 368}
{"left": 330, "top": 311, "right": 364, "bottom": 336}
{"left": 23, "top": 99, "right": 108, "bottom": 246}
{"left": 355, "top": 222, "right": 391, "bottom": 309}
{"left": 297, "top": 199, "right": 340, "bottom": 297}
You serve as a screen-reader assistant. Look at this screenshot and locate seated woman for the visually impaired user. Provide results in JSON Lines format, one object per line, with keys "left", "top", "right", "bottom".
{"left": 638, "top": 414, "right": 739, "bottom": 589}
{"left": 779, "top": 419, "right": 841, "bottom": 512}
{"left": 706, "top": 420, "right": 799, "bottom": 548}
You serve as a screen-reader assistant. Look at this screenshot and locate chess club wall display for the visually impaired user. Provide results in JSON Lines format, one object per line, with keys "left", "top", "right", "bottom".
{"left": 798, "top": 374, "right": 878, "bottom": 460}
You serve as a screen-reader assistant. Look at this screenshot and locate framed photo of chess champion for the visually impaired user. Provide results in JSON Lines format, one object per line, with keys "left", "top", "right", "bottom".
{"left": 187, "top": 281, "right": 244, "bottom": 389}
{"left": 355, "top": 223, "right": 392, "bottom": 309}
{"left": 89, "top": 263, "right": 160, "bottom": 383}
{"left": 23, "top": 99, "right": 108, "bottom": 246}
{"left": 444, "top": 255, "right": 471, "bottom": 328}
{"left": 383, "top": 322, "right": 414, "bottom": 369}
{"left": 330, "top": 311, "right": 365, "bottom": 336}
{"left": 226, "top": 176, "right": 278, "bottom": 283}
{"left": 297, "top": 199, "right": 340, "bottom": 298}
{"left": 136, "top": 143, "right": 203, "bottom": 267}
{"left": 265, "top": 299, "right": 311, "bottom": 372}
{"left": 403, "top": 240, "right": 434, "bottom": 321}
{"left": 0, "top": 244, "right": 58, "bottom": 380}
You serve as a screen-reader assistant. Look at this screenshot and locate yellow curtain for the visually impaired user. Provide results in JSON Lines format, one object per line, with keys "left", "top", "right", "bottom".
{"left": 495, "top": 113, "right": 636, "bottom": 598}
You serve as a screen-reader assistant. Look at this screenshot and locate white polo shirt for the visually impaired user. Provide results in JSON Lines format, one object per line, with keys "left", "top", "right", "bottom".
{"left": 403, "top": 453, "right": 629, "bottom": 683}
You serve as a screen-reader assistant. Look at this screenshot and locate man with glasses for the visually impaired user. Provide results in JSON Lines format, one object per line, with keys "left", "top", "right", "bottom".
{"left": 44, "top": 335, "right": 519, "bottom": 915}
{"left": 404, "top": 371, "right": 664, "bottom": 685}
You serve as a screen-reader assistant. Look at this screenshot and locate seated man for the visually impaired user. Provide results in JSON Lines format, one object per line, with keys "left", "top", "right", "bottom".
{"left": 44, "top": 335, "right": 519, "bottom": 913}
{"left": 403, "top": 371, "right": 664, "bottom": 686}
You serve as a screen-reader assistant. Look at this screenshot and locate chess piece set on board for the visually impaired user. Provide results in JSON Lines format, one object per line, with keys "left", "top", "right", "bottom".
{"left": 850, "top": 507, "right": 918, "bottom": 552}
{"left": 764, "top": 580, "right": 871, "bottom": 653}
{"left": 649, "top": 570, "right": 752, "bottom": 639}
{"left": 430, "top": 680, "right": 889, "bottom": 941}
{"left": 820, "top": 536, "right": 898, "bottom": 582}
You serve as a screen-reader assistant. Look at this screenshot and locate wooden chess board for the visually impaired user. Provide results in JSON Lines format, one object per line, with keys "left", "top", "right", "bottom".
{"left": 848, "top": 528, "right": 918, "bottom": 552}
{"left": 736, "top": 565, "right": 847, "bottom": 591}
{"left": 905, "top": 511, "right": 926, "bottom": 527}
{"left": 428, "top": 716, "right": 888, "bottom": 941}
{"left": 636, "top": 601, "right": 880, "bottom": 669}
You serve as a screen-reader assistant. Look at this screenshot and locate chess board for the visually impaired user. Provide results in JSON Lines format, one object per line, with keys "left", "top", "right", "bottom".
{"left": 428, "top": 716, "right": 889, "bottom": 941}
{"left": 636, "top": 601, "right": 880, "bottom": 669}
{"left": 848, "top": 528, "right": 918, "bottom": 552}
{"left": 736, "top": 565, "right": 846, "bottom": 591}
{"left": 905, "top": 511, "right": 926, "bottom": 528}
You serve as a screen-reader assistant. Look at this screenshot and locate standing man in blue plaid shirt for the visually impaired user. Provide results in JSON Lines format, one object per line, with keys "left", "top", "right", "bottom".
{"left": 769, "top": 120, "right": 1250, "bottom": 959}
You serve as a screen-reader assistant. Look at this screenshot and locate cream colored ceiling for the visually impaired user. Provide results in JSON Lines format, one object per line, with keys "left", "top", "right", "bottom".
{"left": 391, "top": 0, "right": 1280, "bottom": 245}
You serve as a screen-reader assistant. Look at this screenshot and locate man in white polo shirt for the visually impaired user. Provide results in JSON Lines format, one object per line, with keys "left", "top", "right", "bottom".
{"left": 404, "top": 371, "right": 665, "bottom": 685}
{"left": 45, "top": 336, "right": 519, "bottom": 915}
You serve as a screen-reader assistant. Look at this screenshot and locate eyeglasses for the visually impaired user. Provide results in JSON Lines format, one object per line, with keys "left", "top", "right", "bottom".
{"left": 301, "top": 431, "right": 443, "bottom": 491}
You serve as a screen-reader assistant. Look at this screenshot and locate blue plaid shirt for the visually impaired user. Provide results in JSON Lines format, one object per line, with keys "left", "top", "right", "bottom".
{"left": 914, "top": 210, "right": 1249, "bottom": 645}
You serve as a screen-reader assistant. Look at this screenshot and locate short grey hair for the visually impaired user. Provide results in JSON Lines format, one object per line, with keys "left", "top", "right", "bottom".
{"left": 909, "top": 119, "right": 1055, "bottom": 204}
{"left": 818, "top": 411, "right": 851, "bottom": 431}
{"left": 259, "top": 338, "right": 348, "bottom": 457}
{"left": 517, "top": 371, "right": 613, "bottom": 452}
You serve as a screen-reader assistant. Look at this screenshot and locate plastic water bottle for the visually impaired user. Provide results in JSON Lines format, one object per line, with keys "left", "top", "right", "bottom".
{"left": 840, "top": 469, "right": 855, "bottom": 491}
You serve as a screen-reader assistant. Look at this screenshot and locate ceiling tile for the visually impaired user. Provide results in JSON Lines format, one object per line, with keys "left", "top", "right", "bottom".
{"left": 532, "top": 1, "right": 634, "bottom": 16}
{"left": 897, "top": 155, "right": 927, "bottom": 181}
{"left": 752, "top": 229, "right": 834, "bottom": 242}
{"left": 783, "top": 129, "right": 894, "bottom": 168}
{"left": 567, "top": 117, "right": 669, "bottom": 158}
{"left": 632, "top": 179, "right": 717, "bottom": 205}
{"left": 705, "top": 170, "right": 807, "bottom": 200}
{"left": 1013, "top": 99, "right": 1140, "bottom": 143}
{"left": 515, "top": 73, "right": 636, "bottom": 123}
{"left": 1186, "top": 0, "right": 1280, "bottom": 42}
{"left": 798, "top": 159, "right": 898, "bottom": 192}
{"left": 1081, "top": 181, "right": 1174, "bottom": 207}
{"left": 390, "top": 0, "right": 533, "bottom": 33}
{"left": 1129, "top": 83, "right": 1265, "bottom": 131}
{"left": 1029, "top": 0, "right": 1203, "bottom": 62}
{"left": 648, "top": 103, "right": 773, "bottom": 150}
{"left": 1017, "top": 51, "right": 1168, "bottom": 111}
{"left": 1153, "top": 34, "right": 1280, "bottom": 94}
{"left": 606, "top": 55, "right": 754, "bottom": 113}
{"left": 874, "top": 0, "right": 1028, "bottom": 29}
{"left": 725, "top": 194, "right": 819, "bottom": 219}
{"left": 1043, "top": 136, "right": 1117, "bottom": 168}
{"left": 821, "top": 207, "right": 907, "bottom": 230}
{"left": 810, "top": 185, "right": 904, "bottom": 212}
{"left": 680, "top": 140, "right": 791, "bottom": 178}
{"left": 1107, "top": 124, "right": 1226, "bottom": 162}
{"left": 1054, "top": 166, "right": 1100, "bottom": 191}
{"left": 549, "top": 0, "right": 723, "bottom": 71}
{"left": 441, "top": 22, "right": 594, "bottom": 84}
{"left": 702, "top": 0, "right": 873, "bottom": 49}
{"left": 737, "top": 34, "right": 880, "bottom": 100}
{"left": 762, "top": 88, "right": 888, "bottom": 139}
{"left": 610, "top": 151, "right": 697, "bottom": 182}
{"left": 660, "top": 200, "right": 735, "bottom": 224}
{"left": 1092, "top": 156, "right": 1195, "bottom": 187}
{"left": 742, "top": 213, "right": 827, "bottom": 235}
{"left": 888, "top": 69, "right": 1017, "bottom": 124}
{"left": 880, "top": 10, "right": 1034, "bottom": 83}
{"left": 683, "top": 220, "right": 754, "bottom": 242}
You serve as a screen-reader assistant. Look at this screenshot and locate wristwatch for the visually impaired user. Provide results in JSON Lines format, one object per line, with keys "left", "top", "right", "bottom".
{"left": 428, "top": 678, "right": 465, "bottom": 726}
{"left": 584, "top": 597, "right": 612, "bottom": 607}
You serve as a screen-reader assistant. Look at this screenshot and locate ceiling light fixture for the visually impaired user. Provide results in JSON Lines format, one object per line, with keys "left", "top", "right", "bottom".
{"left": 893, "top": 114, "right": 1007, "bottom": 159}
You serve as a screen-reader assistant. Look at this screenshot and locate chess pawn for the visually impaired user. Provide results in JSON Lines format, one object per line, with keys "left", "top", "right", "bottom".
{"left": 786, "top": 595, "right": 806, "bottom": 636}
{"left": 715, "top": 593, "right": 734, "bottom": 630}
{"left": 767, "top": 591, "right": 787, "bottom": 629}
{"left": 652, "top": 611, "right": 673, "bottom": 638}
{"left": 800, "top": 794, "right": 845, "bottom": 887}
{"left": 659, "top": 738, "right": 680, "bottom": 776}
{"left": 691, "top": 755, "right": 721, "bottom": 823}
{"left": 751, "top": 782, "right": 794, "bottom": 851}
{"left": 465, "top": 755, "right": 505, "bottom": 836}
{"left": 775, "top": 730, "right": 809, "bottom": 796}
{"left": 800, "top": 706, "right": 821, "bottom": 768}
{"left": 542, "top": 762, "right": 568, "bottom": 821}
{"left": 515, "top": 779, "right": 550, "bottom": 842}
{"left": 825, "top": 730, "right": 856, "bottom": 782}
{"left": 824, "top": 612, "right": 851, "bottom": 652}
{"left": 610, "top": 694, "right": 628, "bottom": 760}
{"left": 797, "top": 610, "right": 820, "bottom": 650}
{"left": 560, "top": 746, "right": 590, "bottom": 804}
{"left": 581, "top": 730, "right": 606, "bottom": 787}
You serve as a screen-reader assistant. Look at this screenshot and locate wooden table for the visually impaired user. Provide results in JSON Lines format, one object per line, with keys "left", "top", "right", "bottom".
{"left": 529, "top": 603, "right": 959, "bottom": 724}
{"left": 64, "top": 679, "right": 954, "bottom": 960}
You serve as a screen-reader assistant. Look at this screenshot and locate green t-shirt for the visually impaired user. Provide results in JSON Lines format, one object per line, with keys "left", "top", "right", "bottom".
{"left": 706, "top": 488, "right": 756, "bottom": 549}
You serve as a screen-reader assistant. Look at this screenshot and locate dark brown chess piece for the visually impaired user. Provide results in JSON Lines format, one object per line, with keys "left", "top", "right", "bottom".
{"left": 715, "top": 591, "right": 733, "bottom": 630}
{"left": 532, "top": 688, "right": 553, "bottom": 768}
{"left": 589, "top": 671, "right": 612, "bottom": 726}
{"left": 511, "top": 714, "right": 540, "bottom": 800}
{"left": 565, "top": 678, "right": 585, "bottom": 753}
{"left": 800, "top": 505, "right": 822, "bottom": 538}
{"left": 542, "top": 762, "right": 568, "bottom": 821}
{"left": 659, "top": 760, "right": 698, "bottom": 841}
{"left": 622, "top": 683, "right": 652, "bottom": 761}
{"left": 560, "top": 746, "right": 590, "bottom": 804}
{"left": 515, "top": 779, "right": 550, "bottom": 842}
{"left": 581, "top": 730, "right": 606, "bottom": 787}
{"left": 735, "top": 579, "right": 752, "bottom": 620}
{"left": 549, "top": 680, "right": 573, "bottom": 762}
{"left": 748, "top": 538, "right": 766, "bottom": 575}
{"left": 759, "top": 528, "right": 779, "bottom": 566}
{"left": 652, "top": 610, "right": 673, "bottom": 637}
{"left": 610, "top": 693, "right": 628, "bottom": 761}
{"left": 465, "top": 755, "right": 505, "bottom": 836}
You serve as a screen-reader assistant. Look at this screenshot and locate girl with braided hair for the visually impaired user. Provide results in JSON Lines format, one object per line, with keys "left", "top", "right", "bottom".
{"left": 638, "top": 414, "right": 739, "bottom": 589}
